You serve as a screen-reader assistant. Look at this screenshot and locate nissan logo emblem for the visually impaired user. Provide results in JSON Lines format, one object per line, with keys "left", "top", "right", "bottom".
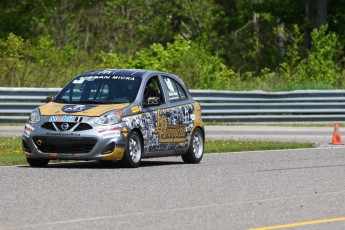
{"left": 61, "top": 123, "right": 69, "bottom": 130}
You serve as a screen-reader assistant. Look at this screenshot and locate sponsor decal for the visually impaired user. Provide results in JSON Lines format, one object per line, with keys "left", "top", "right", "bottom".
{"left": 50, "top": 153, "right": 80, "bottom": 158}
{"left": 57, "top": 153, "right": 79, "bottom": 158}
{"left": 45, "top": 132, "right": 81, "bottom": 137}
{"left": 49, "top": 116, "right": 77, "bottom": 122}
{"left": 110, "top": 76, "right": 135, "bottom": 81}
{"left": 131, "top": 106, "right": 141, "bottom": 113}
{"left": 99, "top": 125, "right": 121, "bottom": 139}
{"left": 25, "top": 124, "right": 34, "bottom": 132}
{"left": 168, "top": 92, "right": 179, "bottom": 100}
{"left": 23, "top": 124, "right": 34, "bottom": 138}
{"left": 73, "top": 79, "right": 85, "bottom": 84}
{"left": 98, "top": 125, "right": 121, "bottom": 133}
{"left": 164, "top": 78, "right": 175, "bottom": 92}
{"left": 124, "top": 104, "right": 194, "bottom": 152}
{"left": 73, "top": 75, "right": 136, "bottom": 83}
{"left": 102, "top": 131, "right": 121, "bottom": 139}
{"left": 190, "top": 114, "right": 195, "bottom": 120}
{"left": 23, "top": 130, "right": 30, "bottom": 138}
{"left": 155, "top": 110, "right": 186, "bottom": 143}
{"left": 122, "top": 127, "right": 128, "bottom": 137}
{"left": 96, "top": 70, "right": 114, "bottom": 75}
{"left": 61, "top": 105, "right": 97, "bottom": 113}
{"left": 147, "top": 97, "right": 160, "bottom": 105}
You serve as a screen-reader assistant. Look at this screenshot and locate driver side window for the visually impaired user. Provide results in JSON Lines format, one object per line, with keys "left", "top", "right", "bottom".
{"left": 143, "top": 76, "right": 164, "bottom": 106}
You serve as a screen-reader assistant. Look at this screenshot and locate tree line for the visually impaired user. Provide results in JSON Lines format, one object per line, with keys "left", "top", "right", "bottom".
{"left": 0, "top": 0, "right": 344, "bottom": 91}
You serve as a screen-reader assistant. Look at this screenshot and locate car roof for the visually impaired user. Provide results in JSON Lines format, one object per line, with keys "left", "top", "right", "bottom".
{"left": 79, "top": 69, "right": 167, "bottom": 78}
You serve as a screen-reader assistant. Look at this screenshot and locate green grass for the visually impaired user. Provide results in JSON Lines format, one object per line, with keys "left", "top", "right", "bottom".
{"left": 0, "top": 137, "right": 26, "bottom": 165}
{"left": 0, "top": 137, "right": 315, "bottom": 166}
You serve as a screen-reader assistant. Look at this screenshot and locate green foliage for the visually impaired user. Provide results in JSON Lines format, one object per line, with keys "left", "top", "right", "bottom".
{"left": 278, "top": 25, "right": 342, "bottom": 90}
{"left": 101, "top": 35, "right": 239, "bottom": 90}
{"left": 0, "top": 34, "right": 94, "bottom": 87}
{"left": 0, "top": 33, "right": 29, "bottom": 86}
{"left": 0, "top": 1, "right": 345, "bottom": 91}
{"left": 0, "top": 0, "right": 57, "bottom": 39}
{"left": 278, "top": 25, "right": 305, "bottom": 85}
{"left": 299, "top": 25, "right": 341, "bottom": 86}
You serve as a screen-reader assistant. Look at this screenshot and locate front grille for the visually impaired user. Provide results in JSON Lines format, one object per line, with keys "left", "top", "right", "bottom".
{"left": 74, "top": 123, "right": 93, "bottom": 131}
{"left": 41, "top": 122, "right": 93, "bottom": 131}
{"left": 55, "top": 122, "right": 76, "bottom": 131}
{"left": 33, "top": 137, "right": 97, "bottom": 153}
{"left": 41, "top": 122, "right": 55, "bottom": 131}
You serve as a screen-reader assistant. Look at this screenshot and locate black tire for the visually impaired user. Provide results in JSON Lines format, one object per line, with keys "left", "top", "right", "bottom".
{"left": 182, "top": 128, "right": 204, "bottom": 164}
{"left": 27, "top": 158, "right": 50, "bottom": 167}
{"left": 120, "top": 131, "right": 142, "bottom": 168}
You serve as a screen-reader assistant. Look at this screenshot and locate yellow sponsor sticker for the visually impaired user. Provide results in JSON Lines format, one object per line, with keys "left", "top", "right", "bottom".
{"left": 122, "top": 127, "right": 128, "bottom": 137}
{"left": 131, "top": 106, "right": 140, "bottom": 113}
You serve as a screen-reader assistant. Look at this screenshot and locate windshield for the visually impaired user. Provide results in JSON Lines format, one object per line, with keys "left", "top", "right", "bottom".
{"left": 54, "top": 75, "right": 142, "bottom": 104}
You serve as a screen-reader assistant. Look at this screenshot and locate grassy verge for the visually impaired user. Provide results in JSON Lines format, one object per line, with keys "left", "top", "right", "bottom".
{"left": 0, "top": 137, "right": 315, "bottom": 166}
{"left": 0, "top": 137, "right": 25, "bottom": 165}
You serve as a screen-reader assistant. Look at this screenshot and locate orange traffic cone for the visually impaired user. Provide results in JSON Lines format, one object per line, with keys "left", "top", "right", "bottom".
{"left": 330, "top": 123, "right": 344, "bottom": 145}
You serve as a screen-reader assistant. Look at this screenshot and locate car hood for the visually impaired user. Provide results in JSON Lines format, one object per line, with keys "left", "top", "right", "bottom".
{"left": 39, "top": 102, "right": 129, "bottom": 116}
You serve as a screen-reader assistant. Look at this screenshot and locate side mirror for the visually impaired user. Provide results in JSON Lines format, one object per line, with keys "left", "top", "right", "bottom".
{"left": 45, "top": 96, "right": 54, "bottom": 103}
{"left": 144, "top": 97, "right": 161, "bottom": 106}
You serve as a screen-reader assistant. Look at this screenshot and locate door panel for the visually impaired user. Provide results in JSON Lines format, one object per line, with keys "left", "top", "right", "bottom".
{"left": 155, "top": 104, "right": 195, "bottom": 153}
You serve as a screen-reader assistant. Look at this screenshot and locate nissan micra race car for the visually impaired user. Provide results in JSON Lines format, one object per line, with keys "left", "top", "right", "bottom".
{"left": 22, "top": 69, "right": 204, "bottom": 167}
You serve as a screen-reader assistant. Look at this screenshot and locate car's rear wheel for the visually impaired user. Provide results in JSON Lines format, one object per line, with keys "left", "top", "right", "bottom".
{"left": 27, "top": 158, "right": 50, "bottom": 167}
{"left": 182, "top": 128, "right": 204, "bottom": 163}
{"left": 120, "top": 131, "right": 142, "bottom": 168}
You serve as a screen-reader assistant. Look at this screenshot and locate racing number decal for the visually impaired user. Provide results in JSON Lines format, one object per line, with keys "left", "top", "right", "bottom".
{"left": 155, "top": 109, "right": 186, "bottom": 143}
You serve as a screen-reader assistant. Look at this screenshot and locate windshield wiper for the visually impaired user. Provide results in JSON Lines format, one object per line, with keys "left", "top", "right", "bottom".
{"left": 78, "top": 100, "right": 110, "bottom": 104}
{"left": 54, "top": 99, "right": 69, "bottom": 103}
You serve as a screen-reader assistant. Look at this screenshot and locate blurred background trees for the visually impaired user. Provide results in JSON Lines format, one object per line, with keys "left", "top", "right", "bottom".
{"left": 0, "top": 0, "right": 344, "bottom": 90}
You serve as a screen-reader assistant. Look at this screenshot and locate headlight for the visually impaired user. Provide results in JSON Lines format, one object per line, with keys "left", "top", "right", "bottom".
{"left": 95, "top": 110, "right": 122, "bottom": 125}
{"left": 29, "top": 108, "right": 41, "bottom": 123}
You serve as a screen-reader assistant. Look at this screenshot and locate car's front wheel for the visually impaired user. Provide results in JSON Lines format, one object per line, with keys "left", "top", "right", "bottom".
{"left": 182, "top": 128, "right": 204, "bottom": 164}
{"left": 27, "top": 158, "right": 50, "bottom": 167}
{"left": 120, "top": 131, "right": 142, "bottom": 168}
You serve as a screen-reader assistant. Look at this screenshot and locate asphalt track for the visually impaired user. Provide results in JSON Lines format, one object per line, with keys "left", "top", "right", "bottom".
{"left": 2, "top": 125, "right": 345, "bottom": 229}
{"left": 2, "top": 147, "right": 345, "bottom": 229}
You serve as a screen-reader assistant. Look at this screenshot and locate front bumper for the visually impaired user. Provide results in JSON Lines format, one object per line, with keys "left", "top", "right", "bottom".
{"left": 22, "top": 116, "right": 127, "bottom": 161}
